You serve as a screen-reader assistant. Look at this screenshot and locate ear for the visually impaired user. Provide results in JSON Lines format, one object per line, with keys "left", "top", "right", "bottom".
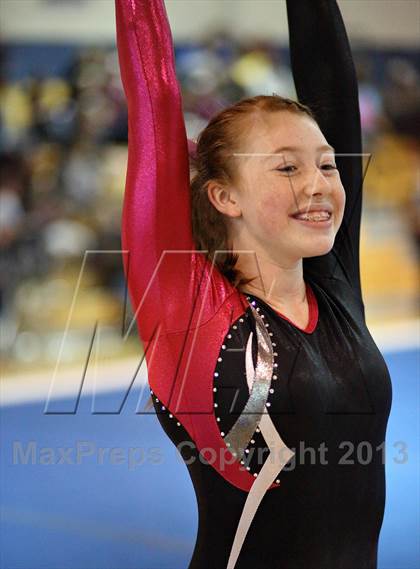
{"left": 207, "top": 180, "right": 242, "bottom": 218}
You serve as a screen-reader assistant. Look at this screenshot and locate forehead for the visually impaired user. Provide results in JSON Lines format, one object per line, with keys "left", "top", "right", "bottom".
{"left": 236, "top": 110, "right": 330, "bottom": 157}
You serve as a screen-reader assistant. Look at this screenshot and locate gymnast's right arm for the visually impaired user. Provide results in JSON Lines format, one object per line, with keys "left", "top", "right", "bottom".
{"left": 115, "top": 0, "right": 194, "bottom": 339}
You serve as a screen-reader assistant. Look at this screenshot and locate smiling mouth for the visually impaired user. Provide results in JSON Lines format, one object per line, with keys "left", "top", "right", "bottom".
{"left": 291, "top": 211, "right": 332, "bottom": 222}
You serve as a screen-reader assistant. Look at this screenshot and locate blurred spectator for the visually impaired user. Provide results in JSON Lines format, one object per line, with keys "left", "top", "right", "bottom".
{"left": 382, "top": 58, "right": 420, "bottom": 140}
{"left": 355, "top": 55, "right": 384, "bottom": 147}
{"left": 0, "top": 153, "right": 28, "bottom": 355}
{"left": 230, "top": 42, "right": 295, "bottom": 99}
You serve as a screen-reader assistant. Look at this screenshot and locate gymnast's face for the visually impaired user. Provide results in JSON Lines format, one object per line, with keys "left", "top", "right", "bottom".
{"left": 209, "top": 110, "right": 346, "bottom": 265}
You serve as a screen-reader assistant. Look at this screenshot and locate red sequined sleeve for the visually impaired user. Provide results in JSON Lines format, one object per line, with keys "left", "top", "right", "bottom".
{"left": 115, "top": 0, "right": 237, "bottom": 341}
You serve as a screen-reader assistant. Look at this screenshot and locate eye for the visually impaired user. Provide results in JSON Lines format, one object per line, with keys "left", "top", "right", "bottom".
{"left": 321, "top": 164, "right": 337, "bottom": 171}
{"left": 275, "top": 165, "right": 297, "bottom": 173}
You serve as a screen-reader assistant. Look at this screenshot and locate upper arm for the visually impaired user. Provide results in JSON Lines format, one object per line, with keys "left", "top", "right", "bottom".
{"left": 286, "top": 0, "right": 364, "bottom": 298}
{"left": 115, "top": 0, "right": 235, "bottom": 338}
{"left": 116, "top": 0, "right": 195, "bottom": 337}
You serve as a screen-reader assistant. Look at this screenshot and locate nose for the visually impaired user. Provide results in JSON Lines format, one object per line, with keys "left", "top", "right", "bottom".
{"left": 302, "top": 166, "right": 332, "bottom": 198}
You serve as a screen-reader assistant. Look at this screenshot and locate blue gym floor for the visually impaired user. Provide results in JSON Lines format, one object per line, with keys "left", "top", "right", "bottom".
{"left": 1, "top": 348, "right": 418, "bottom": 569}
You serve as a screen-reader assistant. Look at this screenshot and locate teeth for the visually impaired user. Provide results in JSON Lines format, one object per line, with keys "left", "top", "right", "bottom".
{"left": 294, "top": 211, "right": 330, "bottom": 222}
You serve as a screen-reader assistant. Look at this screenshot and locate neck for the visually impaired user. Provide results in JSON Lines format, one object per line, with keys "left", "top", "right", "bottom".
{"left": 235, "top": 248, "right": 307, "bottom": 309}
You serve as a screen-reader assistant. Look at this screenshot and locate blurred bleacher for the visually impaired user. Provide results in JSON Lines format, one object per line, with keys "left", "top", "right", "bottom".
{"left": 0, "top": 39, "right": 419, "bottom": 376}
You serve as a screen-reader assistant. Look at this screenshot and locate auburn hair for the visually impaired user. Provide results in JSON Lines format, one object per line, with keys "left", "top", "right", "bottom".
{"left": 189, "top": 94, "right": 316, "bottom": 288}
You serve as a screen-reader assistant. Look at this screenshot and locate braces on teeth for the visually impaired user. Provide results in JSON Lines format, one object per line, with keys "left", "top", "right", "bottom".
{"left": 298, "top": 212, "right": 330, "bottom": 221}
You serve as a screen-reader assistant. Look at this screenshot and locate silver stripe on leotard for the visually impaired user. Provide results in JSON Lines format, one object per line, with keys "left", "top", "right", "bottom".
{"left": 226, "top": 307, "right": 295, "bottom": 569}
{"left": 223, "top": 305, "right": 273, "bottom": 458}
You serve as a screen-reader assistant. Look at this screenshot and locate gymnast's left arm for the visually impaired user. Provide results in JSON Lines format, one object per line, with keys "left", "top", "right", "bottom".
{"left": 286, "top": 0, "right": 364, "bottom": 299}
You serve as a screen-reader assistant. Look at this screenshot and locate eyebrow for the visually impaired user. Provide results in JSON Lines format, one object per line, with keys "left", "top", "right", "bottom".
{"left": 233, "top": 145, "right": 336, "bottom": 160}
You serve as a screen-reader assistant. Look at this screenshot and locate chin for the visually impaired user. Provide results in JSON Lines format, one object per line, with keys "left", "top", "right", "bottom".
{"left": 302, "top": 238, "right": 335, "bottom": 258}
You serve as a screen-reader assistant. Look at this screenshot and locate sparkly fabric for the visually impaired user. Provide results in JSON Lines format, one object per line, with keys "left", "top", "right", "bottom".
{"left": 224, "top": 305, "right": 274, "bottom": 459}
{"left": 226, "top": 307, "right": 295, "bottom": 569}
{"left": 116, "top": 1, "right": 392, "bottom": 567}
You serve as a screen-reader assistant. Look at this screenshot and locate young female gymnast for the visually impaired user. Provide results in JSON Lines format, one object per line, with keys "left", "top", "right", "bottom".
{"left": 115, "top": 1, "right": 392, "bottom": 567}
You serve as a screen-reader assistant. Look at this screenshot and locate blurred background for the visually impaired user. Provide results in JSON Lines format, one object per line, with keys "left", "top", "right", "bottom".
{"left": 0, "top": 0, "right": 419, "bottom": 373}
{"left": 0, "top": 1, "right": 419, "bottom": 568}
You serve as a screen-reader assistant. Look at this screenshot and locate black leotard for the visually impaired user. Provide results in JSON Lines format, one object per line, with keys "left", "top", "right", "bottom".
{"left": 115, "top": 1, "right": 393, "bottom": 567}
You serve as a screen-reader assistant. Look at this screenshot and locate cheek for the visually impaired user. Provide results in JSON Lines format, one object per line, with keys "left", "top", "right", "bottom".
{"left": 335, "top": 185, "right": 346, "bottom": 225}
{"left": 255, "top": 192, "right": 290, "bottom": 234}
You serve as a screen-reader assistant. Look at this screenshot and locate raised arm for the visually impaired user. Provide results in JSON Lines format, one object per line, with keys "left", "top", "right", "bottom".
{"left": 286, "top": 0, "right": 364, "bottom": 299}
{"left": 115, "top": 0, "right": 195, "bottom": 338}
